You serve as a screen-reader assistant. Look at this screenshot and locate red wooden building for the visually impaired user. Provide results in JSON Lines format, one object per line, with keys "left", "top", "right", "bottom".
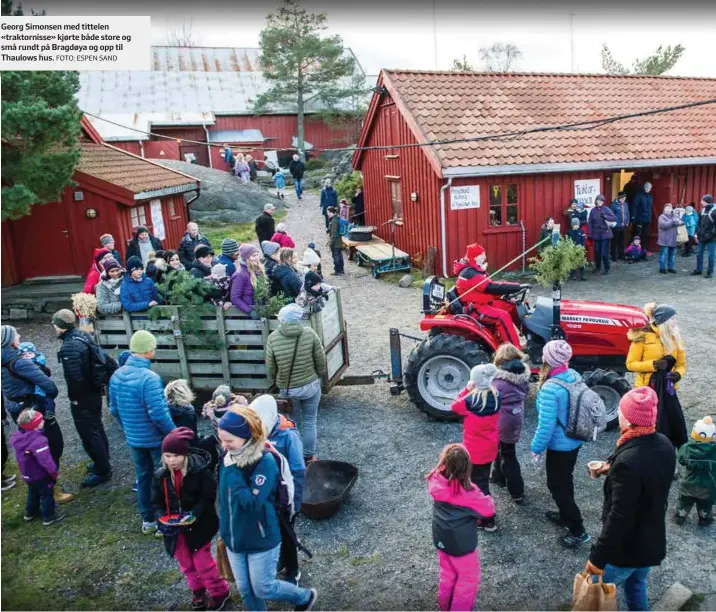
{"left": 353, "top": 71, "right": 716, "bottom": 274}
{"left": 1, "top": 117, "right": 200, "bottom": 287}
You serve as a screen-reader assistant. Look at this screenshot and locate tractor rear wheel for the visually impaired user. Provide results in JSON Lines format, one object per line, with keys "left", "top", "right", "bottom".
{"left": 405, "top": 334, "right": 490, "bottom": 421}
{"left": 582, "top": 369, "right": 631, "bottom": 430}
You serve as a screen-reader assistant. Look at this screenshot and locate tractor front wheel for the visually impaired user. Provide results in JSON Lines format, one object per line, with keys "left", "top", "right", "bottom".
{"left": 405, "top": 334, "right": 490, "bottom": 421}
{"left": 582, "top": 369, "right": 631, "bottom": 430}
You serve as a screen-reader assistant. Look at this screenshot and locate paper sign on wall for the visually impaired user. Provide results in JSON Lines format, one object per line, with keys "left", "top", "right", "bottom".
{"left": 574, "top": 179, "right": 601, "bottom": 208}
{"left": 450, "top": 185, "right": 480, "bottom": 210}
{"left": 150, "top": 199, "right": 166, "bottom": 241}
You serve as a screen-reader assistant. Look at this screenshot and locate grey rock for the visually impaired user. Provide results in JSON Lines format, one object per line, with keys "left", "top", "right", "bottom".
{"left": 149, "top": 159, "right": 281, "bottom": 224}
{"left": 9, "top": 308, "right": 29, "bottom": 320}
{"left": 398, "top": 274, "right": 414, "bottom": 288}
{"left": 653, "top": 582, "right": 693, "bottom": 611}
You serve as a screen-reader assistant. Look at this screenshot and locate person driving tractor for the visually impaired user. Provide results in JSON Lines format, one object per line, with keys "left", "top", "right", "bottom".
{"left": 453, "top": 243, "right": 525, "bottom": 347}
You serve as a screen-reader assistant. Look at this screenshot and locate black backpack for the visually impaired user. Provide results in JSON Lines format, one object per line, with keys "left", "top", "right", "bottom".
{"left": 72, "top": 335, "right": 118, "bottom": 388}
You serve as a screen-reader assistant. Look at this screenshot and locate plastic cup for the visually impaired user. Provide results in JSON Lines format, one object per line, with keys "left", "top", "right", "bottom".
{"left": 588, "top": 460, "right": 605, "bottom": 479}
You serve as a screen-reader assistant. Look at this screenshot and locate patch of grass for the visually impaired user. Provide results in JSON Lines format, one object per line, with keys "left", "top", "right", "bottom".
{"left": 336, "top": 544, "right": 350, "bottom": 558}
{"left": 681, "top": 593, "right": 706, "bottom": 611}
{"left": 202, "top": 209, "right": 287, "bottom": 248}
{"left": 349, "top": 552, "right": 381, "bottom": 567}
{"left": 373, "top": 267, "right": 425, "bottom": 289}
{"left": 1, "top": 460, "right": 180, "bottom": 610}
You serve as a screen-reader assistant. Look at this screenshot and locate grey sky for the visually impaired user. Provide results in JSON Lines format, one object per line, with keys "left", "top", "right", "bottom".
{"left": 19, "top": 0, "right": 716, "bottom": 78}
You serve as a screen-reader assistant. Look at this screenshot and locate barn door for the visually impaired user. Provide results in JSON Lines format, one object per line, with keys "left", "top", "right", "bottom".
{"left": 179, "top": 144, "right": 209, "bottom": 167}
{"left": 11, "top": 197, "right": 77, "bottom": 280}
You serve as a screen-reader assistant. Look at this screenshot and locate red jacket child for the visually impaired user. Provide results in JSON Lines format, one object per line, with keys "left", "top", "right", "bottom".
{"left": 271, "top": 223, "right": 296, "bottom": 249}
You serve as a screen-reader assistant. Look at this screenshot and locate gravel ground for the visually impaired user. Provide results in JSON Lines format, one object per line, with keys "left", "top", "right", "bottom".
{"left": 3, "top": 189, "right": 715, "bottom": 610}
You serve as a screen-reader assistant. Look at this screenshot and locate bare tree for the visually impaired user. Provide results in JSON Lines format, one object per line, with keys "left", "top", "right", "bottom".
{"left": 165, "top": 19, "right": 197, "bottom": 47}
{"left": 479, "top": 43, "right": 522, "bottom": 72}
{"left": 601, "top": 43, "right": 685, "bottom": 75}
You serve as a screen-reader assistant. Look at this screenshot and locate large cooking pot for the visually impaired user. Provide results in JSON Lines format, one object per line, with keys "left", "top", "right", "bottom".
{"left": 348, "top": 226, "right": 375, "bottom": 242}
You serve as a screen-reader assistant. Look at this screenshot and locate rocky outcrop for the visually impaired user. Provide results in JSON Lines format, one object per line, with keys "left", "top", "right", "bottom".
{"left": 150, "top": 159, "right": 281, "bottom": 224}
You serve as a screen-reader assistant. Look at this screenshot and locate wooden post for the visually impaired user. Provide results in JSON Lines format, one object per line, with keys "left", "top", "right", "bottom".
{"left": 215, "top": 306, "right": 231, "bottom": 387}
{"left": 171, "top": 306, "right": 192, "bottom": 384}
{"left": 423, "top": 246, "right": 437, "bottom": 278}
{"left": 261, "top": 316, "right": 272, "bottom": 385}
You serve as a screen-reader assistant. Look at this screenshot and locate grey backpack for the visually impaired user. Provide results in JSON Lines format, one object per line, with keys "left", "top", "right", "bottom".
{"left": 546, "top": 377, "right": 606, "bottom": 442}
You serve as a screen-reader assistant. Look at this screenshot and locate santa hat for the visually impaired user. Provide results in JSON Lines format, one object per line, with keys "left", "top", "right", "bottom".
{"left": 465, "top": 243, "right": 485, "bottom": 261}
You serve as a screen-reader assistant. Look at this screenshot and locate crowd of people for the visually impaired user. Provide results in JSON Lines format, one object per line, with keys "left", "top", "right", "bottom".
{"left": 553, "top": 190, "right": 716, "bottom": 279}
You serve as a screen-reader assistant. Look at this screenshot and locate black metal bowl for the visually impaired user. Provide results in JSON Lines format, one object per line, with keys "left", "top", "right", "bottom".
{"left": 301, "top": 460, "right": 359, "bottom": 520}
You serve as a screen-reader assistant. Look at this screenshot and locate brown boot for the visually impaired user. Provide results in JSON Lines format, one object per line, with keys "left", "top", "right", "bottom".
{"left": 54, "top": 485, "right": 74, "bottom": 504}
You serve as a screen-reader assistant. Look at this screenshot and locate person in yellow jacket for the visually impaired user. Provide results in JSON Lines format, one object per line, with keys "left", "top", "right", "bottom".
{"left": 626, "top": 303, "right": 688, "bottom": 450}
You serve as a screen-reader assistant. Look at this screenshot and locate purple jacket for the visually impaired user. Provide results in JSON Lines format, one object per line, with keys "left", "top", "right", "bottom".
{"left": 10, "top": 429, "right": 58, "bottom": 483}
{"left": 587, "top": 205, "right": 617, "bottom": 240}
{"left": 657, "top": 212, "right": 681, "bottom": 248}
{"left": 230, "top": 262, "right": 255, "bottom": 314}
{"left": 492, "top": 359, "right": 530, "bottom": 444}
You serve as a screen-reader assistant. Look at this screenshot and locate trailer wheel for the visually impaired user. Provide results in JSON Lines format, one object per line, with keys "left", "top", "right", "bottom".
{"left": 357, "top": 255, "right": 365, "bottom": 267}
{"left": 582, "top": 369, "right": 631, "bottom": 430}
{"left": 371, "top": 265, "right": 380, "bottom": 279}
{"left": 405, "top": 334, "right": 490, "bottom": 421}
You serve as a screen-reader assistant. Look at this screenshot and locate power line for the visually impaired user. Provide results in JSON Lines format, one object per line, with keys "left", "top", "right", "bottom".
{"left": 81, "top": 97, "right": 716, "bottom": 155}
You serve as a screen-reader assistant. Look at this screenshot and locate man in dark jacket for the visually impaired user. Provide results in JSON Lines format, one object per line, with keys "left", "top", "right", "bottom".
{"left": 587, "top": 195, "right": 617, "bottom": 275}
{"left": 320, "top": 180, "right": 338, "bottom": 229}
{"left": 177, "top": 222, "right": 212, "bottom": 269}
{"left": 289, "top": 154, "right": 305, "bottom": 200}
{"left": 126, "top": 226, "right": 163, "bottom": 266}
{"left": 632, "top": 182, "right": 653, "bottom": 248}
{"left": 327, "top": 207, "right": 344, "bottom": 276}
{"left": 609, "top": 191, "right": 630, "bottom": 261}
{"left": 53, "top": 310, "right": 112, "bottom": 487}
{"left": 189, "top": 245, "right": 215, "bottom": 279}
{"left": 351, "top": 186, "right": 365, "bottom": 226}
{"left": 585, "top": 387, "right": 674, "bottom": 611}
{"left": 255, "top": 203, "right": 277, "bottom": 245}
{"left": 691, "top": 194, "right": 716, "bottom": 279}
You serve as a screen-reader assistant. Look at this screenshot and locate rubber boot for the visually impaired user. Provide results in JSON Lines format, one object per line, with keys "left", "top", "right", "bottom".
{"left": 579, "top": 267, "right": 586, "bottom": 281}
{"left": 54, "top": 484, "right": 74, "bottom": 504}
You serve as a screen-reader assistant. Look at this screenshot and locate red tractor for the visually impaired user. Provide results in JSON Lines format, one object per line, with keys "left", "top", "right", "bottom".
{"left": 398, "top": 276, "right": 648, "bottom": 427}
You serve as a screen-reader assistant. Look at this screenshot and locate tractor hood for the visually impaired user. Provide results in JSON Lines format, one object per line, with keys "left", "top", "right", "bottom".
{"left": 560, "top": 299, "right": 648, "bottom": 329}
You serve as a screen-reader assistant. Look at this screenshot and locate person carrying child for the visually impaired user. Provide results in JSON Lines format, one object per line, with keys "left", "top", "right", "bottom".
{"left": 10, "top": 409, "right": 65, "bottom": 525}
{"left": 153, "top": 427, "right": 231, "bottom": 611}
{"left": 490, "top": 344, "right": 530, "bottom": 504}
{"left": 674, "top": 415, "right": 716, "bottom": 527}
{"left": 567, "top": 217, "right": 587, "bottom": 281}
{"left": 427, "top": 443, "right": 495, "bottom": 612}
{"left": 451, "top": 363, "right": 501, "bottom": 531}
{"left": 252, "top": 395, "right": 307, "bottom": 586}
{"left": 296, "top": 249, "right": 334, "bottom": 314}
{"left": 205, "top": 264, "right": 232, "bottom": 311}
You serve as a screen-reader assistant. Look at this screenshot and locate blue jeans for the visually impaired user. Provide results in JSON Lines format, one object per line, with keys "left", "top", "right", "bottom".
{"left": 26, "top": 478, "right": 56, "bottom": 520}
{"left": 594, "top": 239, "right": 611, "bottom": 271}
{"left": 695, "top": 240, "right": 715, "bottom": 274}
{"left": 331, "top": 246, "right": 344, "bottom": 274}
{"left": 129, "top": 446, "right": 162, "bottom": 522}
{"left": 282, "top": 379, "right": 321, "bottom": 457}
{"left": 659, "top": 246, "right": 676, "bottom": 271}
{"left": 294, "top": 178, "right": 303, "bottom": 198}
{"left": 226, "top": 542, "right": 312, "bottom": 611}
{"left": 603, "top": 565, "right": 651, "bottom": 611}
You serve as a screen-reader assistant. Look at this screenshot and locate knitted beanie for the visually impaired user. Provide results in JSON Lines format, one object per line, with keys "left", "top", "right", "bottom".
{"left": 211, "top": 263, "right": 227, "bottom": 278}
{"left": 126, "top": 256, "right": 144, "bottom": 273}
{"left": 221, "top": 238, "right": 239, "bottom": 257}
{"left": 212, "top": 384, "right": 232, "bottom": 406}
{"left": 130, "top": 329, "right": 157, "bottom": 354}
{"left": 161, "top": 427, "right": 195, "bottom": 456}
{"left": 652, "top": 304, "right": 676, "bottom": 325}
{"left": 619, "top": 387, "right": 658, "bottom": 427}
{"left": 261, "top": 241, "right": 280, "bottom": 257}
{"left": 691, "top": 416, "right": 716, "bottom": 443}
{"left": 571, "top": 217, "right": 580, "bottom": 227}
{"left": 100, "top": 234, "right": 115, "bottom": 247}
{"left": 195, "top": 245, "right": 213, "bottom": 260}
{"left": 470, "top": 363, "right": 498, "bottom": 390}
{"left": 95, "top": 249, "right": 111, "bottom": 265}
{"left": 52, "top": 309, "right": 76, "bottom": 330}
{"left": 703, "top": 194, "right": 714, "bottom": 204}
{"left": 278, "top": 303, "right": 304, "bottom": 323}
{"left": 251, "top": 395, "right": 278, "bottom": 436}
{"left": 465, "top": 243, "right": 485, "bottom": 261}
{"left": 542, "top": 340, "right": 573, "bottom": 367}
{"left": 1, "top": 325, "right": 17, "bottom": 348}
{"left": 595, "top": 194, "right": 606, "bottom": 203}
{"left": 239, "top": 244, "right": 258, "bottom": 261}
{"left": 103, "top": 258, "right": 121, "bottom": 274}
{"left": 218, "top": 410, "right": 251, "bottom": 439}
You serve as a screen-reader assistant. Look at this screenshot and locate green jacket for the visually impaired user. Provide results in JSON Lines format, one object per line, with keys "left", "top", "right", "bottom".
{"left": 265, "top": 321, "right": 328, "bottom": 390}
{"left": 328, "top": 215, "right": 342, "bottom": 249}
{"left": 678, "top": 441, "right": 716, "bottom": 502}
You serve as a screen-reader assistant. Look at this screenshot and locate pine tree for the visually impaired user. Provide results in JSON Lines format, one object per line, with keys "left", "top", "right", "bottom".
{"left": 601, "top": 43, "right": 685, "bottom": 75}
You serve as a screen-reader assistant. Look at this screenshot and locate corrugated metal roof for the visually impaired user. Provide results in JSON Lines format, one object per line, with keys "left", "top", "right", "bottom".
{"left": 152, "top": 47, "right": 263, "bottom": 72}
{"left": 208, "top": 129, "right": 265, "bottom": 143}
{"left": 85, "top": 112, "right": 215, "bottom": 141}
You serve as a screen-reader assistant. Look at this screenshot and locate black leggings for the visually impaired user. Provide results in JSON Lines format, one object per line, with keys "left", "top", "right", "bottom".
{"left": 491, "top": 442, "right": 524, "bottom": 499}
{"left": 546, "top": 447, "right": 584, "bottom": 536}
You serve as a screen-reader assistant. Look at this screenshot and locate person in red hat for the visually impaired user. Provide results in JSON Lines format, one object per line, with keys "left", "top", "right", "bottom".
{"left": 152, "top": 427, "right": 230, "bottom": 611}
{"left": 583, "top": 387, "right": 675, "bottom": 611}
{"left": 453, "top": 243, "right": 524, "bottom": 346}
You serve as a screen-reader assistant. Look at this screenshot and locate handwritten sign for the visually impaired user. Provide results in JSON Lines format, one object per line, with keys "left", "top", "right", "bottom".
{"left": 450, "top": 185, "right": 480, "bottom": 210}
{"left": 150, "top": 199, "right": 165, "bottom": 241}
{"left": 574, "top": 179, "right": 601, "bottom": 208}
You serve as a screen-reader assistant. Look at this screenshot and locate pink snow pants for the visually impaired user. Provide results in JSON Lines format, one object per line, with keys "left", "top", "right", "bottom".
{"left": 174, "top": 534, "right": 230, "bottom": 598}
{"left": 437, "top": 549, "right": 481, "bottom": 612}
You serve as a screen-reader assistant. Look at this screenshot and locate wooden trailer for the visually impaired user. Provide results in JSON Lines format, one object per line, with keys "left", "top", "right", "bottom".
{"left": 93, "top": 289, "right": 349, "bottom": 392}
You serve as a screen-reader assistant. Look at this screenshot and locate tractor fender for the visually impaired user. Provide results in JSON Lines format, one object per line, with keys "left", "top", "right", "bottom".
{"left": 419, "top": 315, "right": 499, "bottom": 354}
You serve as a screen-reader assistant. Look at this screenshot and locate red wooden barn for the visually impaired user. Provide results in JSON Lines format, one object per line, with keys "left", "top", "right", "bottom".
{"left": 1, "top": 117, "right": 200, "bottom": 287}
{"left": 353, "top": 71, "right": 716, "bottom": 274}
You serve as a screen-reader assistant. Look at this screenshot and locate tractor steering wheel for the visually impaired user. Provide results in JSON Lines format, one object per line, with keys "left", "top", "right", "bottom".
{"left": 502, "top": 284, "right": 531, "bottom": 305}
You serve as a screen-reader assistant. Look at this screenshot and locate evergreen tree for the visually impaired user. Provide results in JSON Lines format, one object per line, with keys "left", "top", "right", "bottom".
{"left": 601, "top": 43, "right": 685, "bottom": 75}
{"left": 254, "top": 0, "right": 363, "bottom": 159}
{"left": 450, "top": 55, "right": 475, "bottom": 72}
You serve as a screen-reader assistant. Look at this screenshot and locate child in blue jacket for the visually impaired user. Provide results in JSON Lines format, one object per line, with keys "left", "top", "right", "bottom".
{"left": 566, "top": 218, "right": 587, "bottom": 281}
{"left": 530, "top": 340, "right": 589, "bottom": 550}
{"left": 274, "top": 171, "right": 286, "bottom": 200}
{"left": 682, "top": 204, "right": 699, "bottom": 256}
{"left": 120, "top": 256, "right": 160, "bottom": 312}
{"left": 252, "top": 394, "right": 306, "bottom": 585}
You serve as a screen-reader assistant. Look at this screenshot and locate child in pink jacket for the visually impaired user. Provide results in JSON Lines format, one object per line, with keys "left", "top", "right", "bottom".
{"left": 428, "top": 443, "right": 495, "bottom": 612}
{"left": 270, "top": 223, "right": 296, "bottom": 249}
{"left": 451, "top": 363, "right": 501, "bottom": 530}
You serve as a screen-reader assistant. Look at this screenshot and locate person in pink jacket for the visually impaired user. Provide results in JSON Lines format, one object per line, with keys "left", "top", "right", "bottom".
{"left": 451, "top": 363, "right": 501, "bottom": 530}
{"left": 427, "top": 443, "right": 495, "bottom": 612}
{"left": 270, "top": 223, "right": 296, "bottom": 249}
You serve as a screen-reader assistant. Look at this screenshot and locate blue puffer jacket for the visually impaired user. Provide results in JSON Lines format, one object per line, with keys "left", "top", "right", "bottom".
{"left": 610, "top": 199, "right": 630, "bottom": 228}
{"left": 120, "top": 274, "right": 159, "bottom": 312}
{"left": 108, "top": 355, "right": 175, "bottom": 448}
{"left": 219, "top": 450, "right": 281, "bottom": 553}
{"left": 530, "top": 368, "right": 584, "bottom": 454}
{"left": 268, "top": 416, "right": 306, "bottom": 510}
{"left": 1, "top": 347, "right": 58, "bottom": 415}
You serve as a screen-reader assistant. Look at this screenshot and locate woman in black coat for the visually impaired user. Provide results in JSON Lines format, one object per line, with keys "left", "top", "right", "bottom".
{"left": 152, "top": 428, "right": 229, "bottom": 610}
